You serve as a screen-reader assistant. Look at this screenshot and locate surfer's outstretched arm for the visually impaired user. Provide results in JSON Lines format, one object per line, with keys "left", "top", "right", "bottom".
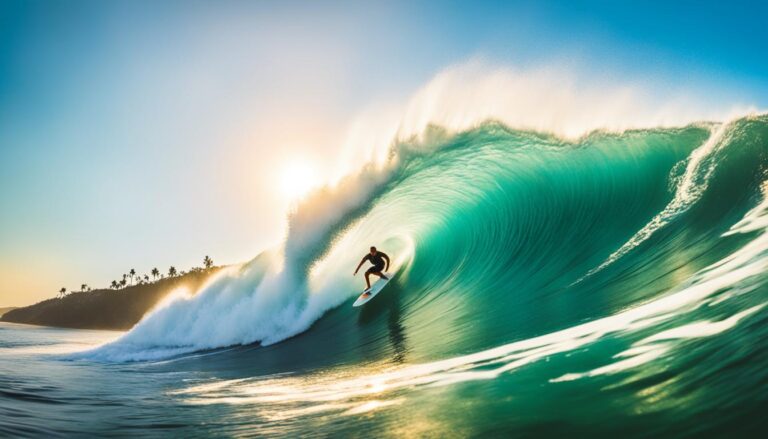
{"left": 382, "top": 252, "right": 390, "bottom": 271}
{"left": 353, "top": 257, "right": 367, "bottom": 275}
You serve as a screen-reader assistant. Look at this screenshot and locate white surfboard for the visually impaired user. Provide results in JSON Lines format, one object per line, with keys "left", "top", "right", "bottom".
{"left": 352, "top": 272, "right": 393, "bottom": 307}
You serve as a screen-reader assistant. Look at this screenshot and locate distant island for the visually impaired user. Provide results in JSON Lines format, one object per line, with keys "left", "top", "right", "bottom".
{"left": 1, "top": 256, "right": 225, "bottom": 330}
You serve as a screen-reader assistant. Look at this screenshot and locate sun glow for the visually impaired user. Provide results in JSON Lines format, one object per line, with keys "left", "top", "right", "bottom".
{"left": 279, "top": 161, "right": 320, "bottom": 200}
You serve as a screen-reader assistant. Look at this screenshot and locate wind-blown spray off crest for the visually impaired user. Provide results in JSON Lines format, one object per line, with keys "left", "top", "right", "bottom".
{"left": 336, "top": 62, "right": 754, "bottom": 174}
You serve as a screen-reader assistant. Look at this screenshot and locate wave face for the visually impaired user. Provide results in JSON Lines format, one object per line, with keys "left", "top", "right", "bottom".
{"left": 85, "top": 114, "right": 768, "bottom": 367}
{"left": 61, "top": 114, "right": 768, "bottom": 435}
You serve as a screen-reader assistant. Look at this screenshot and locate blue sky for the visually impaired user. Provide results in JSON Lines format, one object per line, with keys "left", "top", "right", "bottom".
{"left": 1, "top": 0, "right": 766, "bottom": 306}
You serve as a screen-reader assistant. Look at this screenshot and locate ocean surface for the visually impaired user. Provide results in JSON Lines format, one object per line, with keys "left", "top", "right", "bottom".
{"left": 2, "top": 115, "right": 768, "bottom": 437}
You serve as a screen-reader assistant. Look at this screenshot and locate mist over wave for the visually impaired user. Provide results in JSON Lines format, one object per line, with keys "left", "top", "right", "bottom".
{"left": 335, "top": 62, "right": 754, "bottom": 173}
{"left": 82, "top": 65, "right": 766, "bottom": 363}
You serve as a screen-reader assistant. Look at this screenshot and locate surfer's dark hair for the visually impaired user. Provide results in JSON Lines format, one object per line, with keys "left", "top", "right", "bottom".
{"left": 370, "top": 246, "right": 377, "bottom": 252}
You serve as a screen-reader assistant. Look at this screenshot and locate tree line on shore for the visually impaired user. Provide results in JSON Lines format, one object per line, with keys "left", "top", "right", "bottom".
{"left": 56, "top": 255, "right": 215, "bottom": 298}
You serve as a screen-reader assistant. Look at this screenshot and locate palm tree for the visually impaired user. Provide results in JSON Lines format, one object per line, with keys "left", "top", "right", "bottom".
{"left": 204, "top": 255, "right": 213, "bottom": 269}
{"left": 168, "top": 266, "right": 177, "bottom": 277}
{"left": 81, "top": 284, "right": 88, "bottom": 292}
{"left": 151, "top": 267, "right": 159, "bottom": 280}
{"left": 144, "top": 274, "right": 150, "bottom": 283}
{"left": 129, "top": 269, "right": 136, "bottom": 285}
{"left": 119, "top": 278, "right": 127, "bottom": 288}
{"left": 58, "top": 287, "right": 66, "bottom": 298}
{"left": 111, "top": 280, "right": 118, "bottom": 290}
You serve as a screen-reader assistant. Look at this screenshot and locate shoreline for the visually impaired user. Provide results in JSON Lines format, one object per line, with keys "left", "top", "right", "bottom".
{"left": 1, "top": 267, "right": 224, "bottom": 331}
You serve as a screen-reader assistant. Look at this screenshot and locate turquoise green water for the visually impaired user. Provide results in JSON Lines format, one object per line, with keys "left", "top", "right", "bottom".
{"left": 2, "top": 116, "right": 768, "bottom": 436}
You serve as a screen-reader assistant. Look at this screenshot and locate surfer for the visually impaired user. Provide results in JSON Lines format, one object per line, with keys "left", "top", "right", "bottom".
{"left": 354, "top": 246, "right": 390, "bottom": 293}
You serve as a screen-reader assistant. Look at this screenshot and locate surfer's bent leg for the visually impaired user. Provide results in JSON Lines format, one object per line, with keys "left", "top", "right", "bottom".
{"left": 368, "top": 266, "right": 388, "bottom": 284}
{"left": 365, "top": 266, "right": 386, "bottom": 289}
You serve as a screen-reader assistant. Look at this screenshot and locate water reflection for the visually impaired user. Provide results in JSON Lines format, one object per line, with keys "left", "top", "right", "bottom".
{"left": 358, "top": 279, "right": 409, "bottom": 364}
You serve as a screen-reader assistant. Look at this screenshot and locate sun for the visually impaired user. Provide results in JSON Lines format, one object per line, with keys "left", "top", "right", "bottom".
{"left": 279, "top": 161, "right": 319, "bottom": 200}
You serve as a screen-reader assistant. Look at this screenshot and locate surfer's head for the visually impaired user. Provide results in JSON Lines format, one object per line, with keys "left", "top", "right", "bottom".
{"left": 370, "top": 246, "right": 377, "bottom": 255}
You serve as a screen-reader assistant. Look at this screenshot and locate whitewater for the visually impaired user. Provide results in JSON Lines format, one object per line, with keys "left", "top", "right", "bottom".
{"left": 3, "top": 65, "right": 767, "bottom": 437}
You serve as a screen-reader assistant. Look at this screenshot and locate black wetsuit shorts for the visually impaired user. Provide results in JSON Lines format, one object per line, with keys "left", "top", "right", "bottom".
{"left": 366, "top": 263, "right": 385, "bottom": 274}
{"left": 365, "top": 253, "right": 387, "bottom": 274}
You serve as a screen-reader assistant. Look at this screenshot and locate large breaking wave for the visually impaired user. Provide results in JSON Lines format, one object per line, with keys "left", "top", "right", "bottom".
{"left": 82, "top": 66, "right": 767, "bottom": 369}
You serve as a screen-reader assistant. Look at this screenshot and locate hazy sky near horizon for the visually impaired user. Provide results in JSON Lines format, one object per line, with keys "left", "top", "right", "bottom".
{"left": 1, "top": 0, "right": 766, "bottom": 306}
